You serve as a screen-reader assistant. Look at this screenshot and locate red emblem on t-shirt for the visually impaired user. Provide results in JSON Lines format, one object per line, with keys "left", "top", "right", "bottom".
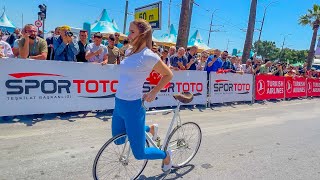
{"left": 146, "top": 70, "right": 170, "bottom": 89}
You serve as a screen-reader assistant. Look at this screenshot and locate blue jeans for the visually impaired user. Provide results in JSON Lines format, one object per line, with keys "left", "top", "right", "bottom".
{"left": 112, "top": 97, "right": 166, "bottom": 160}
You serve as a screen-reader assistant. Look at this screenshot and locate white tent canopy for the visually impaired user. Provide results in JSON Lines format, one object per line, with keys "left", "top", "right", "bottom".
{"left": 0, "top": 11, "right": 16, "bottom": 33}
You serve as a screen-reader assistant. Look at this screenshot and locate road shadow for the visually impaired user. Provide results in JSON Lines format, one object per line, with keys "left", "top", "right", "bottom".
{"left": 138, "top": 164, "right": 195, "bottom": 180}
{"left": 0, "top": 111, "right": 112, "bottom": 126}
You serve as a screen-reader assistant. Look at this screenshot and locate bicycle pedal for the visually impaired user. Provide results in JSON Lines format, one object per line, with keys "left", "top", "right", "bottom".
{"left": 156, "top": 137, "right": 161, "bottom": 147}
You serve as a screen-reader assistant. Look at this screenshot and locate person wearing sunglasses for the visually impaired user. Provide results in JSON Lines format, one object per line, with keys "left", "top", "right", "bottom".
{"left": 107, "top": 34, "right": 121, "bottom": 64}
{"left": 19, "top": 24, "right": 47, "bottom": 60}
{"left": 114, "top": 32, "right": 123, "bottom": 49}
{"left": 197, "top": 52, "right": 208, "bottom": 71}
{"left": 85, "top": 32, "right": 108, "bottom": 65}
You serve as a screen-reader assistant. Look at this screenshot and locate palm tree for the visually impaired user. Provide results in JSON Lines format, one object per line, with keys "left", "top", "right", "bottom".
{"left": 242, "top": 0, "right": 258, "bottom": 63}
{"left": 299, "top": 4, "right": 320, "bottom": 70}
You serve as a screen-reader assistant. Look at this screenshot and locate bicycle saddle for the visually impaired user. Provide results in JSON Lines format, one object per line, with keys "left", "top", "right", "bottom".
{"left": 173, "top": 92, "right": 194, "bottom": 104}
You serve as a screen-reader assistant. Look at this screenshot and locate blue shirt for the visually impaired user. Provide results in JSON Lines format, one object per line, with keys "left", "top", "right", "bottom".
{"left": 170, "top": 55, "right": 188, "bottom": 68}
{"left": 221, "top": 59, "right": 232, "bottom": 70}
{"left": 53, "top": 36, "right": 79, "bottom": 61}
{"left": 205, "top": 55, "right": 222, "bottom": 72}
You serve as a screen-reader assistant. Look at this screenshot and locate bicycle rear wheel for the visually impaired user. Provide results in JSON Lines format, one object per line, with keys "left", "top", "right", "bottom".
{"left": 164, "top": 122, "right": 202, "bottom": 168}
{"left": 93, "top": 134, "right": 148, "bottom": 180}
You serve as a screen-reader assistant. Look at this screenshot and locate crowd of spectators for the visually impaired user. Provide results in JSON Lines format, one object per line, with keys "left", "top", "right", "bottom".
{"left": 0, "top": 25, "right": 319, "bottom": 79}
{"left": 0, "top": 25, "right": 127, "bottom": 65}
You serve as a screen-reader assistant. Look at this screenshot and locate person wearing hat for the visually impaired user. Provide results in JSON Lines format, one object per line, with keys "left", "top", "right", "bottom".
{"left": 53, "top": 25, "right": 79, "bottom": 61}
{"left": 85, "top": 32, "right": 108, "bottom": 64}
{"left": 0, "top": 30, "right": 14, "bottom": 58}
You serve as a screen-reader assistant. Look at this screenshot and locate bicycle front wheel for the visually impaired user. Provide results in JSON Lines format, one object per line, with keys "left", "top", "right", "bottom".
{"left": 93, "top": 134, "right": 148, "bottom": 180}
{"left": 164, "top": 122, "right": 202, "bottom": 168}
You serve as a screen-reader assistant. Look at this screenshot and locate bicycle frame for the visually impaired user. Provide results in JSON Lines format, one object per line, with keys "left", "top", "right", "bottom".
{"left": 145, "top": 101, "right": 182, "bottom": 151}
{"left": 120, "top": 101, "right": 182, "bottom": 165}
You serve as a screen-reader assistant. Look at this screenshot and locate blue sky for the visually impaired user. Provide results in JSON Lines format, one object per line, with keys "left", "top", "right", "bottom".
{"left": 0, "top": 0, "right": 318, "bottom": 51}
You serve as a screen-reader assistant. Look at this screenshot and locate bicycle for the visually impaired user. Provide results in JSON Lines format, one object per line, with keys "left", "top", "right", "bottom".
{"left": 92, "top": 92, "right": 202, "bottom": 180}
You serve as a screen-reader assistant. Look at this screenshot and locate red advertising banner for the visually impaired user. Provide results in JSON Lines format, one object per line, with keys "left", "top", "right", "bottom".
{"left": 307, "top": 78, "right": 320, "bottom": 97}
{"left": 285, "top": 77, "right": 307, "bottom": 98}
{"left": 255, "top": 75, "right": 285, "bottom": 100}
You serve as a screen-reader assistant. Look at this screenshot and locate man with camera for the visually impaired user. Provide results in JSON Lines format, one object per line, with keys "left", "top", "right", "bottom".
{"left": 186, "top": 46, "right": 198, "bottom": 70}
{"left": 53, "top": 25, "right": 79, "bottom": 61}
{"left": 19, "top": 24, "right": 48, "bottom": 60}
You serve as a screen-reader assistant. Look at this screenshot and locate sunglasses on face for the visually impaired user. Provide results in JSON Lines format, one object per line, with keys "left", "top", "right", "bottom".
{"left": 25, "top": 30, "right": 37, "bottom": 33}
{"left": 109, "top": 38, "right": 115, "bottom": 41}
{"left": 94, "top": 36, "right": 102, "bottom": 39}
{"left": 115, "top": 34, "right": 119, "bottom": 37}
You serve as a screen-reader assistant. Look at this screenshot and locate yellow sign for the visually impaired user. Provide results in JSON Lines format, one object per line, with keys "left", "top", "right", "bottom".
{"left": 134, "top": 1, "right": 162, "bottom": 30}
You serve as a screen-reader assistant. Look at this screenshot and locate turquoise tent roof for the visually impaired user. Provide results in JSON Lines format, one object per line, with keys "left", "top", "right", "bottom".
{"left": 236, "top": 51, "right": 255, "bottom": 58}
{"left": 112, "top": 19, "right": 119, "bottom": 31}
{"left": 188, "top": 30, "right": 210, "bottom": 50}
{"left": 0, "top": 12, "right": 16, "bottom": 32}
{"left": 91, "top": 9, "right": 120, "bottom": 33}
{"left": 157, "top": 24, "right": 178, "bottom": 44}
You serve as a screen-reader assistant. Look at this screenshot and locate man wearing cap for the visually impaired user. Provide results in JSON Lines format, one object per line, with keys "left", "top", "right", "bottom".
{"left": 85, "top": 32, "right": 108, "bottom": 64}
{"left": 19, "top": 24, "right": 48, "bottom": 60}
{"left": 106, "top": 34, "right": 120, "bottom": 64}
{"left": 53, "top": 25, "right": 79, "bottom": 61}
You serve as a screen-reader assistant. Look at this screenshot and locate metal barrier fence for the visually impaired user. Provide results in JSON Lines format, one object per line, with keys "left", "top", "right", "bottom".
{"left": 0, "top": 59, "right": 319, "bottom": 116}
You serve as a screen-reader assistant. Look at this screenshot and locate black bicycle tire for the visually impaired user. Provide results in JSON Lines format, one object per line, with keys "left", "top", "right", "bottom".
{"left": 164, "top": 122, "right": 202, "bottom": 168}
{"left": 92, "top": 133, "right": 149, "bottom": 180}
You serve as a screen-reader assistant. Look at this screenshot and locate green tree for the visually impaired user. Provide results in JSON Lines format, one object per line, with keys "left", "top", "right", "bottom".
{"left": 299, "top": 4, "right": 320, "bottom": 70}
{"left": 253, "top": 40, "right": 278, "bottom": 59}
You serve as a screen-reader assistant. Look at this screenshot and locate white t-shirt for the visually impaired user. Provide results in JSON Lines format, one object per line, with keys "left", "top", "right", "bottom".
{"left": 116, "top": 47, "right": 160, "bottom": 101}
{"left": 85, "top": 43, "right": 108, "bottom": 63}
{"left": 0, "top": 40, "right": 14, "bottom": 58}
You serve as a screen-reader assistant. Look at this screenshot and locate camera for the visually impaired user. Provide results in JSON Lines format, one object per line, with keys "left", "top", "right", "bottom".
{"left": 65, "top": 31, "right": 73, "bottom": 37}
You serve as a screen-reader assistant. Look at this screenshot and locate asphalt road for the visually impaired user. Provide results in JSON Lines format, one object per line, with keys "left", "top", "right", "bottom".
{"left": 1, "top": 98, "right": 320, "bottom": 180}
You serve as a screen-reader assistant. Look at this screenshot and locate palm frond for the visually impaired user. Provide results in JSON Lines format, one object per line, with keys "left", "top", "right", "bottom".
{"left": 299, "top": 14, "right": 311, "bottom": 26}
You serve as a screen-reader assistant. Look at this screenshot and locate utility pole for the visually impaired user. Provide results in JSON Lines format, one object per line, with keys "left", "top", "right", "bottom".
{"left": 176, "top": 0, "right": 191, "bottom": 48}
{"left": 279, "top": 34, "right": 291, "bottom": 61}
{"left": 207, "top": 10, "right": 222, "bottom": 46}
{"left": 226, "top": 39, "right": 233, "bottom": 52}
{"left": 207, "top": 12, "right": 214, "bottom": 46}
{"left": 168, "top": 0, "right": 172, "bottom": 33}
{"left": 256, "top": 1, "right": 277, "bottom": 54}
{"left": 123, "top": 0, "right": 129, "bottom": 34}
{"left": 21, "top": 13, "right": 24, "bottom": 28}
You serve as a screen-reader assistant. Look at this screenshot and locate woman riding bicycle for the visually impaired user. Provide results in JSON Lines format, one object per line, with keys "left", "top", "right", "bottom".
{"left": 111, "top": 19, "right": 174, "bottom": 172}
